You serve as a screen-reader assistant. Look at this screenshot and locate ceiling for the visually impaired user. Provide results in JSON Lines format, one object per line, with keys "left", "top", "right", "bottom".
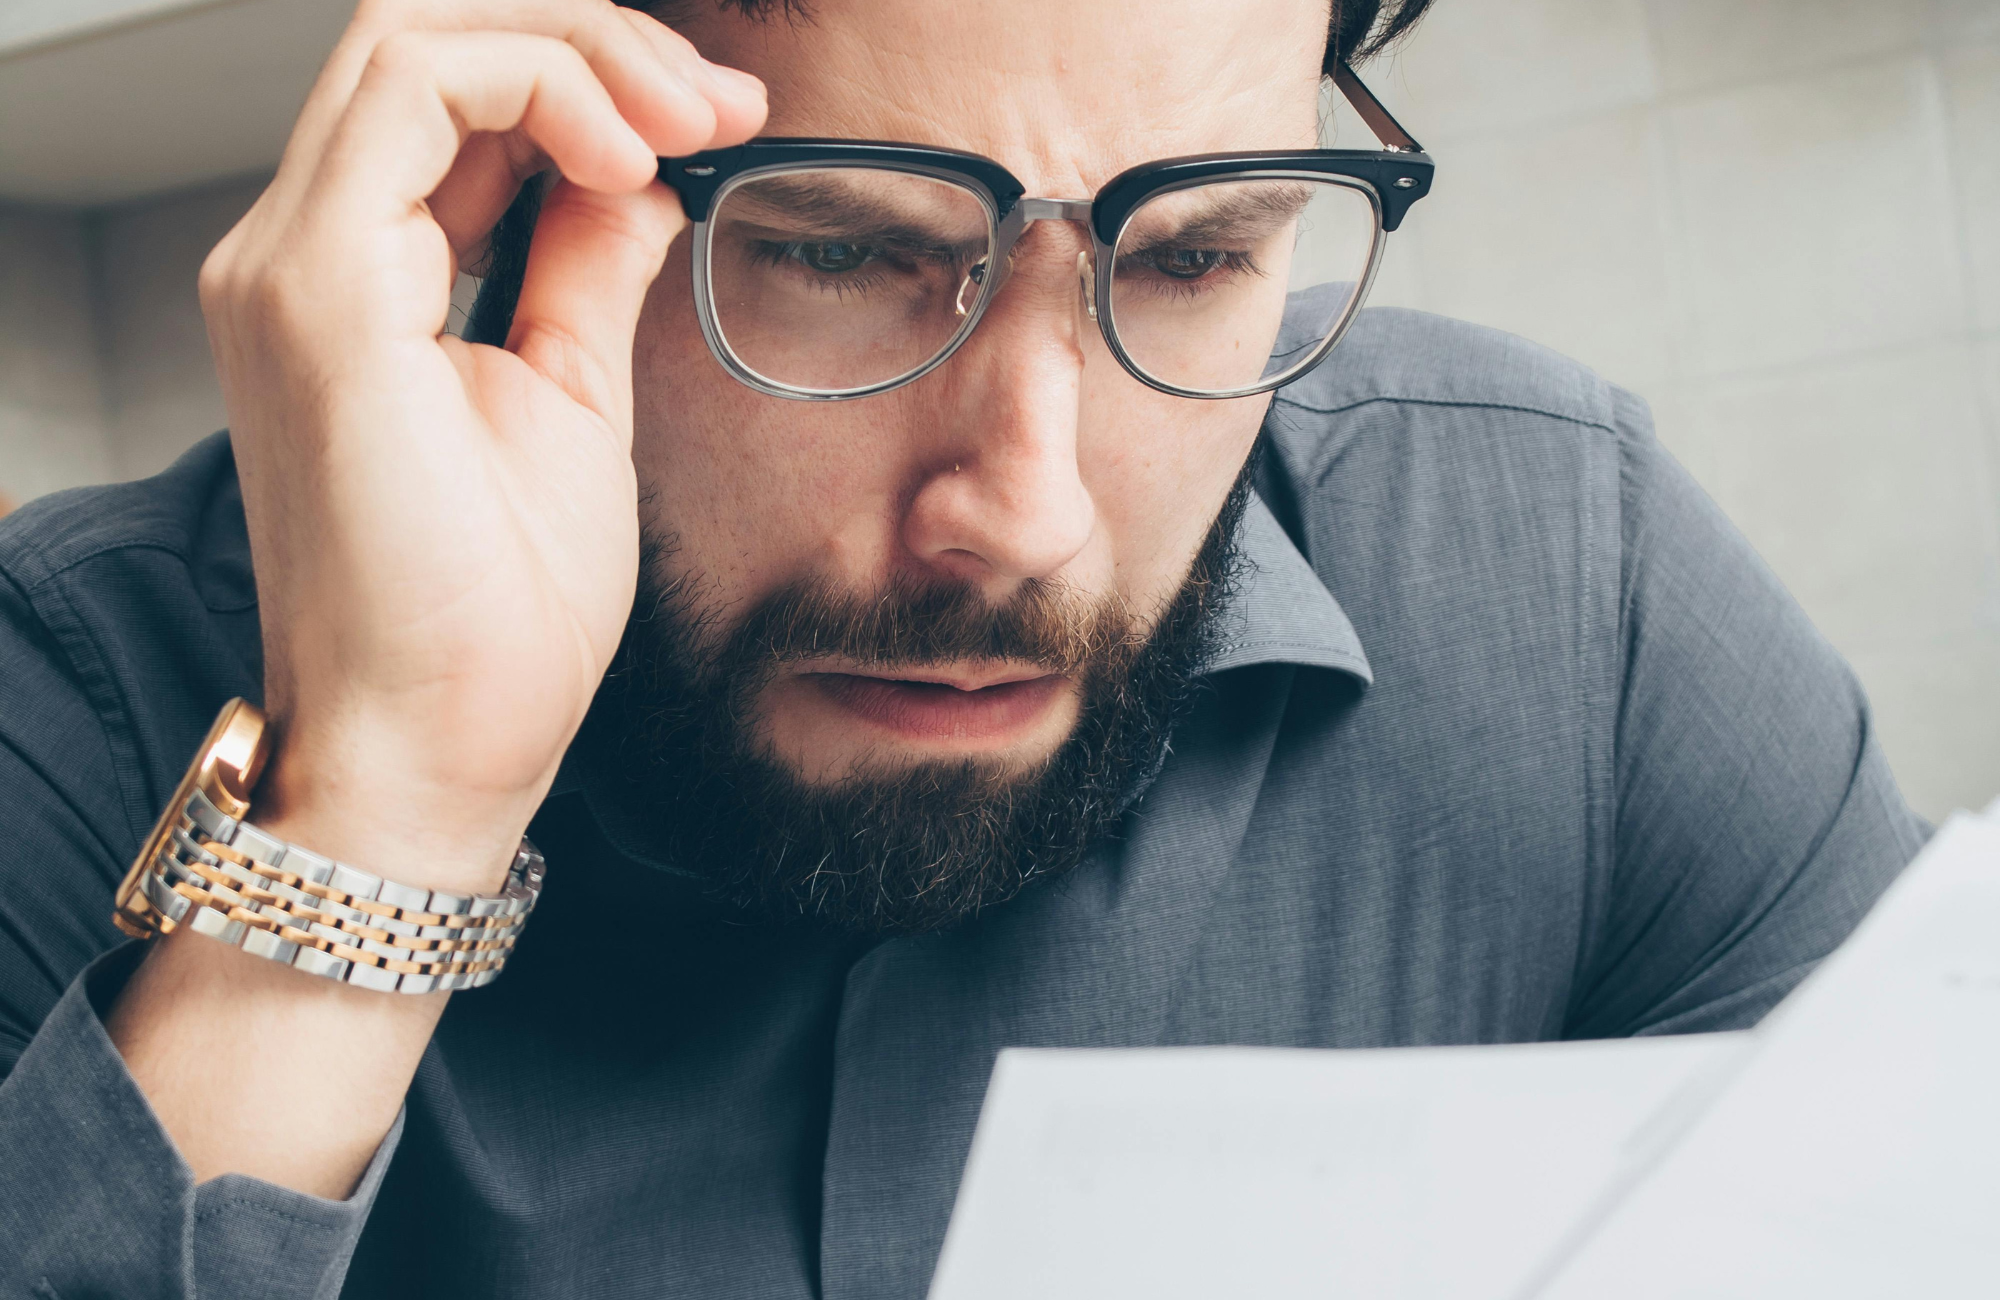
{"left": 0, "top": 0, "right": 351, "bottom": 208}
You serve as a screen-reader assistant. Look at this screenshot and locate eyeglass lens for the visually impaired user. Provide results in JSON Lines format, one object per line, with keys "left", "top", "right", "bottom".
{"left": 707, "top": 167, "right": 993, "bottom": 393}
{"left": 1108, "top": 178, "right": 1378, "bottom": 393}
{"left": 705, "top": 167, "right": 1379, "bottom": 396}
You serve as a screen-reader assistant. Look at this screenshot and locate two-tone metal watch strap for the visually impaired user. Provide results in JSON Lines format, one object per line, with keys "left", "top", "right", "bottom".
{"left": 139, "top": 786, "right": 545, "bottom": 994}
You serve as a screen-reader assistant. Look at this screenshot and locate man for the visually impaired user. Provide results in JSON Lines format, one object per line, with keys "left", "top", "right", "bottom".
{"left": 0, "top": 0, "right": 1923, "bottom": 1295}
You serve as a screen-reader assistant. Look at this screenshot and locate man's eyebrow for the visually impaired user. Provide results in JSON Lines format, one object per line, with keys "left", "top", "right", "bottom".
{"left": 719, "top": 176, "right": 988, "bottom": 251}
{"left": 1122, "top": 182, "right": 1318, "bottom": 247}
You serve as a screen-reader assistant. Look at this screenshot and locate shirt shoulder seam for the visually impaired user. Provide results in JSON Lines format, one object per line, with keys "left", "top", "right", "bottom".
{"left": 1272, "top": 391, "right": 1619, "bottom": 434}
{"left": 4, "top": 535, "right": 257, "bottom": 615}
{"left": 6, "top": 536, "right": 197, "bottom": 595}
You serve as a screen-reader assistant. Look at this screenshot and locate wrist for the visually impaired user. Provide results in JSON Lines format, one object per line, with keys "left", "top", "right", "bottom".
{"left": 255, "top": 723, "right": 549, "bottom": 898}
{"left": 116, "top": 697, "right": 549, "bottom": 997}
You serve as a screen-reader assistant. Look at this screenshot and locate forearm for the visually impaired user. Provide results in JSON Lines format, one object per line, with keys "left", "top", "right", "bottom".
{"left": 106, "top": 924, "right": 444, "bottom": 1199}
{"left": 103, "top": 740, "right": 541, "bottom": 1198}
{"left": 2, "top": 946, "right": 398, "bottom": 1299}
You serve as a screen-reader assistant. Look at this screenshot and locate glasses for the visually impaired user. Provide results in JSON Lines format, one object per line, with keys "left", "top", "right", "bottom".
{"left": 659, "top": 61, "right": 1432, "bottom": 402}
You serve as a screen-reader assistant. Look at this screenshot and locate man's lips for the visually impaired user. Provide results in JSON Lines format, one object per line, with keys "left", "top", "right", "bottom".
{"left": 828, "top": 663, "right": 1053, "bottom": 691}
{"left": 800, "top": 667, "right": 1070, "bottom": 742}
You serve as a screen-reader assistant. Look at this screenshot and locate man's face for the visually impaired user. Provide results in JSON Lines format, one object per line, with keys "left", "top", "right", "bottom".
{"left": 629, "top": 0, "right": 1322, "bottom": 772}
{"left": 597, "top": 0, "right": 1324, "bottom": 929}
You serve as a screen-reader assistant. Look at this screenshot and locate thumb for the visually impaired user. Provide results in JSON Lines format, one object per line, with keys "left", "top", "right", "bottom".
{"left": 505, "top": 176, "right": 685, "bottom": 433}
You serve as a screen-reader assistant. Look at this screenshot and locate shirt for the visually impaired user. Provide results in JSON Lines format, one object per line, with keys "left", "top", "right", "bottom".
{"left": 0, "top": 307, "right": 1926, "bottom": 1299}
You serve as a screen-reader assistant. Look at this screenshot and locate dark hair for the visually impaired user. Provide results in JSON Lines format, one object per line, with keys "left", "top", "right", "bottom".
{"left": 662, "top": 0, "right": 1435, "bottom": 63}
{"left": 465, "top": 0, "right": 1435, "bottom": 344}
{"left": 1329, "top": 0, "right": 1435, "bottom": 63}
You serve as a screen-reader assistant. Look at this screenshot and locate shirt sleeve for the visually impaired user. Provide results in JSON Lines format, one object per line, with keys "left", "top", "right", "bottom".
{"left": 0, "top": 573, "right": 400, "bottom": 1299}
{"left": 1564, "top": 390, "right": 1929, "bottom": 1039}
{"left": 0, "top": 946, "right": 402, "bottom": 1299}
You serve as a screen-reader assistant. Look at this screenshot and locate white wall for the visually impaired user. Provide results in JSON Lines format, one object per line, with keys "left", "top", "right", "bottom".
{"left": 91, "top": 176, "right": 266, "bottom": 481}
{"left": 1, "top": 0, "right": 1995, "bottom": 818}
{"left": 1351, "top": 0, "right": 2000, "bottom": 820}
{"left": 0, "top": 206, "right": 113, "bottom": 505}
{"left": 0, "top": 173, "right": 261, "bottom": 504}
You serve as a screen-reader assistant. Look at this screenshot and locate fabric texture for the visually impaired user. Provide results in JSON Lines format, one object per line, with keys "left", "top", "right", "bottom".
{"left": 0, "top": 307, "right": 1927, "bottom": 1298}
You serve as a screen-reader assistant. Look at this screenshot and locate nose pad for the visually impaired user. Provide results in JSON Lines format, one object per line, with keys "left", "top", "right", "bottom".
{"left": 954, "top": 260, "right": 989, "bottom": 318}
{"left": 1075, "top": 249, "right": 1098, "bottom": 321}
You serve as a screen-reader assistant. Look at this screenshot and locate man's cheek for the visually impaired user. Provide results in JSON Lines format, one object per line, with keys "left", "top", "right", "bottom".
{"left": 1085, "top": 400, "right": 1255, "bottom": 598}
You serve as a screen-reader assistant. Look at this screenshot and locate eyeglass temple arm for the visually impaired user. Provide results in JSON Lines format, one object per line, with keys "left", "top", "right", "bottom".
{"left": 1324, "top": 57, "right": 1426, "bottom": 155}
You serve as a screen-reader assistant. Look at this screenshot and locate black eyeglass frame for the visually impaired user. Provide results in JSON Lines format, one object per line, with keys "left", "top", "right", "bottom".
{"left": 657, "top": 60, "right": 1433, "bottom": 402}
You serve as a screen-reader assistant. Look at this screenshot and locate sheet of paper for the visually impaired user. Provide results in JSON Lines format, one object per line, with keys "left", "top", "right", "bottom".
{"left": 1528, "top": 807, "right": 2000, "bottom": 1299}
{"left": 929, "top": 1032, "right": 1748, "bottom": 1300}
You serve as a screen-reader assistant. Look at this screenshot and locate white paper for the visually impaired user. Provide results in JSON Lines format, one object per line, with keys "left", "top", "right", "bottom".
{"left": 1528, "top": 809, "right": 2000, "bottom": 1299}
{"left": 929, "top": 1033, "right": 1747, "bottom": 1300}
{"left": 931, "top": 802, "right": 2000, "bottom": 1300}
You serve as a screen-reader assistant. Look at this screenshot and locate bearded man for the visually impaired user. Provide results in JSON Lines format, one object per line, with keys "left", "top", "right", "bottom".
{"left": 0, "top": 0, "right": 1923, "bottom": 1295}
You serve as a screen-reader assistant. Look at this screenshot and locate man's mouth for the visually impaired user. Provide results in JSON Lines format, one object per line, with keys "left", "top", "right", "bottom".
{"left": 800, "top": 665, "right": 1071, "bottom": 743}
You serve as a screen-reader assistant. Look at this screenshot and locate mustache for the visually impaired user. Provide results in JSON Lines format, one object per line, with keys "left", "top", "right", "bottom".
{"left": 708, "top": 572, "right": 1141, "bottom": 678}
{"left": 591, "top": 461, "right": 1255, "bottom": 934}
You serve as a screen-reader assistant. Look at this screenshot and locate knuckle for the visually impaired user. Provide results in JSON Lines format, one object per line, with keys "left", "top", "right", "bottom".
{"left": 197, "top": 215, "right": 261, "bottom": 315}
{"left": 195, "top": 245, "right": 236, "bottom": 313}
{"left": 651, "top": 24, "right": 699, "bottom": 61}
{"left": 353, "top": 0, "right": 420, "bottom": 26}
{"left": 552, "top": 36, "right": 598, "bottom": 78}
{"left": 606, "top": 1, "right": 699, "bottom": 63}
{"left": 346, "top": 0, "right": 420, "bottom": 50}
{"left": 207, "top": 243, "right": 315, "bottom": 343}
{"left": 365, "top": 29, "right": 434, "bottom": 81}
{"left": 524, "top": 36, "right": 595, "bottom": 93}
{"left": 233, "top": 267, "right": 290, "bottom": 332}
{"left": 580, "top": 0, "right": 632, "bottom": 26}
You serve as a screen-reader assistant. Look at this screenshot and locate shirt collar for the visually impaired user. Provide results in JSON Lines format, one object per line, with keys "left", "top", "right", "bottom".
{"left": 1202, "top": 491, "right": 1373, "bottom": 683}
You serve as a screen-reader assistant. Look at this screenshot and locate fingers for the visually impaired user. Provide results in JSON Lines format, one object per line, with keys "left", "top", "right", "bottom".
{"left": 428, "top": 130, "right": 545, "bottom": 262}
{"left": 290, "top": 0, "right": 760, "bottom": 174}
{"left": 207, "top": 0, "right": 765, "bottom": 427}
{"left": 290, "top": 2, "right": 764, "bottom": 262}
{"left": 613, "top": 5, "right": 767, "bottom": 146}
{"left": 420, "top": 10, "right": 766, "bottom": 257}
{"left": 501, "top": 178, "right": 686, "bottom": 430}
{"left": 321, "top": 30, "right": 664, "bottom": 227}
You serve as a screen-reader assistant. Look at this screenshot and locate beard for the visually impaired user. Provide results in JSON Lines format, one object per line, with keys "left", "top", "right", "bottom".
{"left": 575, "top": 462, "right": 1253, "bottom": 936}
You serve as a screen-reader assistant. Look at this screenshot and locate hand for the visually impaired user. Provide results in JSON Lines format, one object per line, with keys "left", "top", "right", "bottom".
{"left": 199, "top": 0, "right": 766, "bottom": 890}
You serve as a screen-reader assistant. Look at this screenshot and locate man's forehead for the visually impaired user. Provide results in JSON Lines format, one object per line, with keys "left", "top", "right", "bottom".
{"left": 675, "top": 0, "right": 1326, "bottom": 195}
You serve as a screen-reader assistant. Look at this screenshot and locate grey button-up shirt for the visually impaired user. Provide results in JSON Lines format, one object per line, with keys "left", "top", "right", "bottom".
{"left": 0, "top": 309, "right": 1924, "bottom": 1299}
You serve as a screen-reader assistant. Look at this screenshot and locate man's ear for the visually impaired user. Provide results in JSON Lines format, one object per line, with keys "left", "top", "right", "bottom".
{"left": 464, "top": 176, "right": 548, "bottom": 349}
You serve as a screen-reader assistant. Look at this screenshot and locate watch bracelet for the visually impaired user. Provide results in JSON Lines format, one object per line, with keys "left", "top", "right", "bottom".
{"left": 156, "top": 844, "right": 520, "bottom": 966}
{"left": 141, "top": 786, "right": 545, "bottom": 994}
{"left": 143, "top": 833, "right": 531, "bottom": 992}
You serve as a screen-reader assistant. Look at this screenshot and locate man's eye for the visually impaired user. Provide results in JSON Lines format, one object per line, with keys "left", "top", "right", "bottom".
{"left": 1151, "top": 248, "right": 1228, "bottom": 280}
{"left": 790, "top": 241, "right": 877, "bottom": 274}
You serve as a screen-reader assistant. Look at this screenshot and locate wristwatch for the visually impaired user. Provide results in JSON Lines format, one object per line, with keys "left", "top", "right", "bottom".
{"left": 113, "top": 698, "right": 544, "bottom": 993}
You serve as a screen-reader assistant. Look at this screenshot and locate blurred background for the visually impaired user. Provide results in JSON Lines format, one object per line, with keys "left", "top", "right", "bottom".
{"left": 1, "top": 0, "right": 1996, "bottom": 819}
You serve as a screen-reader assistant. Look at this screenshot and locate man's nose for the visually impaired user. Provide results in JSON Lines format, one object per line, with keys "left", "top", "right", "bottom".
{"left": 899, "top": 241, "right": 1098, "bottom": 589}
